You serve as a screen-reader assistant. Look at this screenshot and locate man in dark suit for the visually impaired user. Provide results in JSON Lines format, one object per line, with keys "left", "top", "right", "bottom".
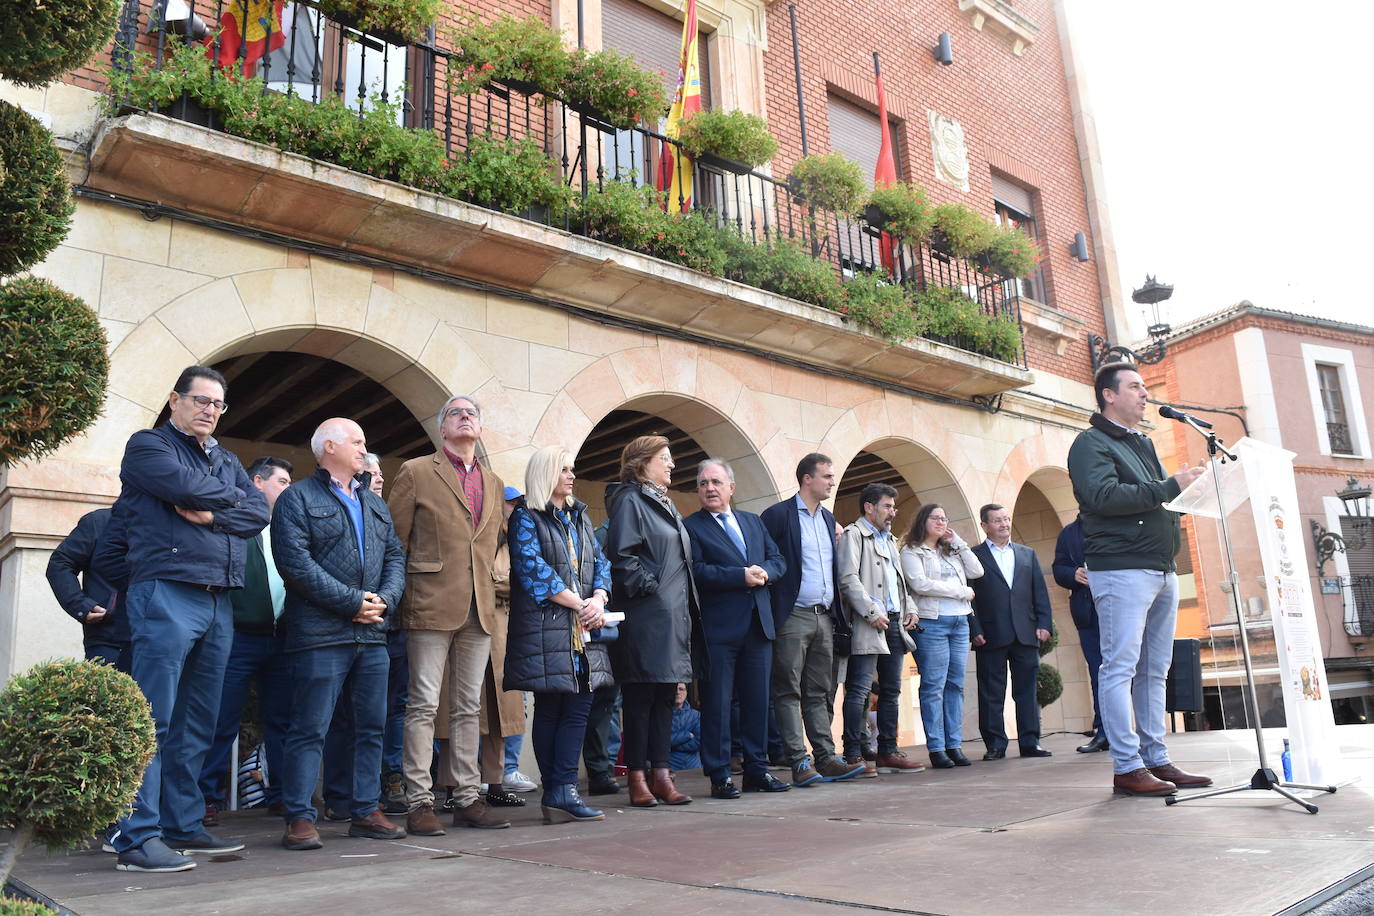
{"left": 759, "top": 453, "right": 867, "bottom": 785}
{"left": 1053, "top": 517, "right": 1108, "bottom": 753}
{"left": 46, "top": 506, "right": 131, "bottom": 672}
{"left": 969, "top": 503, "right": 1053, "bottom": 759}
{"left": 684, "top": 458, "right": 790, "bottom": 798}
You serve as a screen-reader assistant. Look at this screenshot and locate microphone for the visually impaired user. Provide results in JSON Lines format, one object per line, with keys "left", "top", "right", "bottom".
{"left": 1157, "top": 404, "right": 1213, "bottom": 429}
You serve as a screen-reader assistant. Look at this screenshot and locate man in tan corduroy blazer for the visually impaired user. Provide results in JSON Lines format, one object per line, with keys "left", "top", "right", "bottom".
{"left": 388, "top": 394, "right": 507, "bottom": 834}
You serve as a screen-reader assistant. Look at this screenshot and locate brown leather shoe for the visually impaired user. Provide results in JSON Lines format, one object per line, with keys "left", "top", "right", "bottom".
{"left": 453, "top": 797, "right": 511, "bottom": 829}
{"left": 1113, "top": 768, "right": 1178, "bottom": 797}
{"left": 1149, "top": 764, "right": 1213, "bottom": 787}
{"left": 349, "top": 808, "right": 405, "bottom": 840}
{"left": 875, "top": 750, "right": 926, "bottom": 773}
{"left": 405, "top": 804, "right": 445, "bottom": 836}
{"left": 282, "top": 818, "right": 322, "bottom": 850}
{"left": 843, "top": 754, "right": 879, "bottom": 778}
{"left": 649, "top": 767, "right": 692, "bottom": 805}
{"left": 627, "top": 770, "right": 657, "bottom": 807}
{"left": 202, "top": 803, "right": 220, "bottom": 827}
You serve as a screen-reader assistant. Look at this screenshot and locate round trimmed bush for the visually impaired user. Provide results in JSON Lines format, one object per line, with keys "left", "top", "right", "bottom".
{"left": 1038, "top": 623, "right": 1059, "bottom": 657}
{"left": 0, "top": 0, "right": 122, "bottom": 87}
{"left": 0, "top": 276, "right": 109, "bottom": 466}
{"left": 0, "top": 898, "right": 57, "bottom": 915}
{"left": 0, "top": 101, "right": 75, "bottom": 277}
{"left": 0, "top": 660, "right": 155, "bottom": 870}
{"left": 1037, "top": 663, "right": 1064, "bottom": 708}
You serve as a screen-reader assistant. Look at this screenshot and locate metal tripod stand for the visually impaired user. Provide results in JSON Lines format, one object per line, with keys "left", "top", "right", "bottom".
{"left": 1164, "top": 417, "right": 1337, "bottom": 813}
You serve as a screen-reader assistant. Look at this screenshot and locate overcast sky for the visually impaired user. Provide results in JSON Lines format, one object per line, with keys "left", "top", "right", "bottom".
{"left": 1059, "top": 0, "right": 1373, "bottom": 339}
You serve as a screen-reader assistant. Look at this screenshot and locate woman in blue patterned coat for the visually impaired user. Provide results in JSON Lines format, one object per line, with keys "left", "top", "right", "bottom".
{"left": 504, "top": 445, "right": 615, "bottom": 824}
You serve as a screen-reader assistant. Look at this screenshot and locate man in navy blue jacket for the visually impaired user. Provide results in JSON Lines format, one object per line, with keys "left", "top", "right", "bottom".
{"left": 112, "top": 366, "right": 269, "bottom": 873}
{"left": 273, "top": 418, "right": 407, "bottom": 851}
{"left": 45, "top": 507, "right": 131, "bottom": 671}
{"left": 759, "top": 453, "right": 867, "bottom": 785}
{"left": 969, "top": 504, "right": 1054, "bottom": 760}
{"left": 1053, "top": 517, "right": 1108, "bottom": 753}
{"left": 684, "top": 458, "right": 789, "bottom": 798}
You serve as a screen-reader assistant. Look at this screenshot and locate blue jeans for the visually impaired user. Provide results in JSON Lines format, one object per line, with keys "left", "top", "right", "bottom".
{"left": 283, "top": 644, "right": 389, "bottom": 822}
{"left": 384, "top": 630, "right": 408, "bottom": 774}
{"left": 197, "top": 630, "right": 290, "bottom": 808}
{"left": 841, "top": 621, "right": 907, "bottom": 756}
{"left": 116, "top": 580, "right": 233, "bottom": 851}
{"left": 532, "top": 689, "right": 594, "bottom": 786}
{"left": 86, "top": 642, "right": 132, "bottom": 674}
{"left": 1076, "top": 621, "right": 1104, "bottom": 735}
{"left": 504, "top": 732, "right": 523, "bottom": 775}
{"left": 914, "top": 614, "right": 969, "bottom": 752}
{"left": 1089, "top": 569, "right": 1178, "bottom": 774}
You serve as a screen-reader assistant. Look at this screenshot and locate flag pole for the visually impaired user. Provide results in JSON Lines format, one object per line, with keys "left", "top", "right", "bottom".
{"left": 788, "top": 3, "right": 809, "bottom": 156}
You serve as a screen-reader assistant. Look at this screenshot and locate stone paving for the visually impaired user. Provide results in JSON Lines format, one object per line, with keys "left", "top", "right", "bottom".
{"left": 10, "top": 726, "right": 1372, "bottom": 916}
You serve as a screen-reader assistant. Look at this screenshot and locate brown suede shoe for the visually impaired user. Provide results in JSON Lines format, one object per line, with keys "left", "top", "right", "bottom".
{"left": 349, "top": 809, "right": 406, "bottom": 840}
{"left": 1148, "top": 764, "right": 1213, "bottom": 787}
{"left": 1113, "top": 767, "right": 1178, "bottom": 797}
{"left": 282, "top": 818, "right": 323, "bottom": 850}
{"left": 405, "top": 804, "right": 445, "bottom": 836}
{"left": 453, "top": 797, "right": 511, "bottom": 829}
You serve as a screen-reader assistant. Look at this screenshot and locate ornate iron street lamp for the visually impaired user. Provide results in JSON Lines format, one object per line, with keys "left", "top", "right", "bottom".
{"left": 1310, "top": 477, "right": 1371, "bottom": 576}
{"left": 1088, "top": 275, "right": 1174, "bottom": 372}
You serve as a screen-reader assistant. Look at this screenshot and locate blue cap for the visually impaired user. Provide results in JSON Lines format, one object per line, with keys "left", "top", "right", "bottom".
{"left": 503, "top": 486, "right": 522, "bottom": 501}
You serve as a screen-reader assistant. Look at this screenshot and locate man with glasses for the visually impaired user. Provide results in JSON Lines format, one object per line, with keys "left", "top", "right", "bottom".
{"left": 388, "top": 395, "right": 509, "bottom": 833}
{"left": 110, "top": 366, "right": 269, "bottom": 872}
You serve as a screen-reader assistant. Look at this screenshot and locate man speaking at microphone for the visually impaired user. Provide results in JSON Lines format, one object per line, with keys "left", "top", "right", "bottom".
{"left": 1066, "top": 363, "right": 1213, "bottom": 797}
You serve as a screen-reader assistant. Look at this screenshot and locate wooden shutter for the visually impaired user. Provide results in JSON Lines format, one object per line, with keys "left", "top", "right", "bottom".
{"left": 602, "top": 0, "right": 712, "bottom": 108}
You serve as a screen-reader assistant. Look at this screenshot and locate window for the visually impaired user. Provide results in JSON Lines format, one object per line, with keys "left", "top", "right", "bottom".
{"left": 262, "top": 5, "right": 409, "bottom": 122}
{"left": 1301, "top": 343, "right": 1370, "bottom": 457}
{"left": 991, "top": 173, "right": 1046, "bottom": 302}
{"left": 826, "top": 93, "right": 899, "bottom": 273}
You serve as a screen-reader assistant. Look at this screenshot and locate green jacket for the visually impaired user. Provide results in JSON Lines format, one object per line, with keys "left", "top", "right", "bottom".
{"left": 1066, "top": 413, "right": 1182, "bottom": 572}
{"left": 231, "top": 534, "right": 276, "bottom": 634}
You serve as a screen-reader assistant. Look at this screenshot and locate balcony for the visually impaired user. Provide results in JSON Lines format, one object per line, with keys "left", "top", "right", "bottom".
{"left": 1329, "top": 421, "right": 1355, "bottom": 455}
{"left": 89, "top": 0, "right": 1034, "bottom": 398}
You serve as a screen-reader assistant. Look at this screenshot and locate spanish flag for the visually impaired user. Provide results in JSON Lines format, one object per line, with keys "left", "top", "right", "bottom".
{"left": 658, "top": 0, "right": 702, "bottom": 213}
{"left": 204, "top": 0, "right": 286, "bottom": 78}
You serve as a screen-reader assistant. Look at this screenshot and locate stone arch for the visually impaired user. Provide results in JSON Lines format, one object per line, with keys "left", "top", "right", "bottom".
{"left": 990, "top": 427, "right": 1081, "bottom": 524}
{"left": 531, "top": 342, "right": 785, "bottom": 513}
{"left": 86, "top": 260, "right": 514, "bottom": 468}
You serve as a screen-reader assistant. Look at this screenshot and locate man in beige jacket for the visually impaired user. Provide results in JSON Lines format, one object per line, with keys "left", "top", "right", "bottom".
{"left": 388, "top": 394, "right": 508, "bottom": 833}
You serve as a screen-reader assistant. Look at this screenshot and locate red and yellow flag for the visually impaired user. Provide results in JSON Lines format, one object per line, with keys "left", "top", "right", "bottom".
{"left": 657, "top": 0, "right": 702, "bottom": 213}
{"left": 203, "top": 0, "right": 286, "bottom": 78}
{"left": 873, "top": 54, "right": 898, "bottom": 274}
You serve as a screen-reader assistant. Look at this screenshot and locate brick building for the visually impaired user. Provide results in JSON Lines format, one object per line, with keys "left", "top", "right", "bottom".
{"left": 2, "top": 0, "right": 1130, "bottom": 747}
{"left": 1138, "top": 304, "right": 1374, "bottom": 729}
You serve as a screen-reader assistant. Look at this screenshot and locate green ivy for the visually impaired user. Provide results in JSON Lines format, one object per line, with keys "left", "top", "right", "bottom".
{"left": 0, "top": 277, "right": 109, "bottom": 466}
{"left": 0, "top": 0, "right": 120, "bottom": 88}
{"left": 0, "top": 101, "right": 75, "bottom": 277}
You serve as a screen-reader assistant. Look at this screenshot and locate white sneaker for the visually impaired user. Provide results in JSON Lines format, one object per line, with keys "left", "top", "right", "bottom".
{"left": 100, "top": 828, "right": 121, "bottom": 854}
{"left": 502, "top": 770, "right": 538, "bottom": 793}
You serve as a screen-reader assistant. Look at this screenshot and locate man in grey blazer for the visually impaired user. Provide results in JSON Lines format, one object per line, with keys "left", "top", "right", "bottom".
{"left": 969, "top": 504, "right": 1053, "bottom": 759}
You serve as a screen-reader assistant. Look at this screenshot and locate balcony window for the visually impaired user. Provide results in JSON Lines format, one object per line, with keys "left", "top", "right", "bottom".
{"left": 1303, "top": 344, "right": 1369, "bottom": 458}
{"left": 991, "top": 172, "right": 1045, "bottom": 303}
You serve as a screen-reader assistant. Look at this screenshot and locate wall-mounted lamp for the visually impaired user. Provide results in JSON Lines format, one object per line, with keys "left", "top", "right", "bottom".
{"left": 1087, "top": 275, "right": 1173, "bottom": 371}
{"left": 1311, "top": 477, "right": 1372, "bottom": 576}
{"left": 1070, "top": 231, "right": 1090, "bottom": 262}
{"left": 934, "top": 33, "right": 954, "bottom": 66}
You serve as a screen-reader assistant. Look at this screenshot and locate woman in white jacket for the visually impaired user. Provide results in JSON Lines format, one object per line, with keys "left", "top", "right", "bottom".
{"left": 900, "top": 504, "right": 984, "bottom": 770}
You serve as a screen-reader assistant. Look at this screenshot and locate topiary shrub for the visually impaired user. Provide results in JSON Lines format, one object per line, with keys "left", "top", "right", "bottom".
{"left": 0, "top": 898, "right": 56, "bottom": 915}
{"left": 1038, "top": 623, "right": 1059, "bottom": 657}
{"left": 0, "top": 660, "right": 156, "bottom": 885}
{"left": 0, "top": 276, "right": 109, "bottom": 466}
{"left": 0, "top": 0, "right": 121, "bottom": 87}
{"left": 1037, "top": 663, "right": 1063, "bottom": 708}
{"left": 0, "top": 101, "right": 75, "bottom": 278}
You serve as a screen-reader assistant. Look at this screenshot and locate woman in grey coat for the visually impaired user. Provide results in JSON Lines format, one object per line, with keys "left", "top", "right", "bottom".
{"left": 603, "top": 434, "right": 700, "bottom": 808}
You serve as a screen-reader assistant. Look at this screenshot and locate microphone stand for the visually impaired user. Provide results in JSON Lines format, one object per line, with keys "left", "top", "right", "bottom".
{"left": 1165, "top": 415, "right": 1336, "bottom": 813}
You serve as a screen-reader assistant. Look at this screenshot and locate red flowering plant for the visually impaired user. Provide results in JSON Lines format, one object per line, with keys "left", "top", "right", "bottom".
{"left": 981, "top": 223, "right": 1041, "bottom": 278}
{"left": 562, "top": 47, "right": 667, "bottom": 128}
{"left": 445, "top": 13, "right": 570, "bottom": 95}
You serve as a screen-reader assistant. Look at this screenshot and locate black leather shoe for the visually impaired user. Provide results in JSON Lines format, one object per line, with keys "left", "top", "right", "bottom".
{"left": 1019, "top": 745, "right": 1052, "bottom": 758}
{"left": 929, "top": 751, "right": 955, "bottom": 769}
{"left": 742, "top": 772, "right": 792, "bottom": 793}
{"left": 946, "top": 748, "right": 972, "bottom": 767}
{"left": 983, "top": 747, "right": 1006, "bottom": 761}
{"left": 1076, "top": 734, "right": 1109, "bottom": 754}
{"left": 710, "top": 779, "right": 741, "bottom": 799}
{"left": 485, "top": 788, "right": 526, "bottom": 807}
{"left": 587, "top": 774, "right": 621, "bottom": 795}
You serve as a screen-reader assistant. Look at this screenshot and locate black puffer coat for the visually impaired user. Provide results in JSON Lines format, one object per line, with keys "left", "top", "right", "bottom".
{"left": 503, "top": 499, "right": 614, "bottom": 694}
{"left": 603, "top": 482, "right": 702, "bottom": 684}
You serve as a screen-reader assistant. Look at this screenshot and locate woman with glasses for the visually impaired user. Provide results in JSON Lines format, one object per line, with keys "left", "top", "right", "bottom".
{"left": 504, "top": 446, "right": 614, "bottom": 824}
{"left": 603, "top": 435, "right": 700, "bottom": 807}
{"left": 900, "top": 504, "right": 983, "bottom": 770}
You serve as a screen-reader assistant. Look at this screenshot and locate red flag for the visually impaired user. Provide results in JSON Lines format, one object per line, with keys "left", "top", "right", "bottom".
{"left": 656, "top": 0, "right": 702, "bottom": 212}
{"left": 204, "top": 0, "right": 285, "bottom": 78}
{"left": 873, "top": 53, "right": 898, "bottom": 273}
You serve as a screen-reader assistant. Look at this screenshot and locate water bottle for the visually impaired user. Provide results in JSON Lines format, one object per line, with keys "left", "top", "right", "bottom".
{"left": 1280, "top": 738, "right": 1292, "bottom": 782}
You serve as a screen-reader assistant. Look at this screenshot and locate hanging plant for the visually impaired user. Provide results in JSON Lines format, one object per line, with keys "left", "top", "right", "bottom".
{"left": 0, "top": 0, "right": 121, "bottom": 87}
{"left": 445, "top": 13, "right": 571, "bottom": 95}
{"left": 0, "top": 101, "right": 75, "bottom": 278}
{"left": 562, "top": 47, "right": 668, "bottom": 129}
{"left": 0, "top": 276, "right": 109, "bottom": 466}
{"left": 786, "top": 152, "right": 866, "bottom": 215}
{"left": 981, "top": 223, "right": 1041, "bottom": 279}
{"left": 316, "top": 0, "right": 444, "bottom": 44}
{"left": 864, "top": 182, "right": 934, "bottom": 242}
{"left": 675, "top": 109, "right": 778, "bottom": 173}
{"left": 930, "top": 201, "right": 995, "bottom": 258}
{"left": 441, "top": 133, "right": 573, "bottom": 219}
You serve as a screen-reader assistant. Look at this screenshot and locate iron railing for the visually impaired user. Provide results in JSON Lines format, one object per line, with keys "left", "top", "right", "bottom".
{"left": 1328, "top": 422, "right": 1354, "bottom": 455}
{"left": 1346, "top": 574, "right": 1374, "bottom": 638}
{"left": 109, "top": 0, "right": 1027, "bottom": 367}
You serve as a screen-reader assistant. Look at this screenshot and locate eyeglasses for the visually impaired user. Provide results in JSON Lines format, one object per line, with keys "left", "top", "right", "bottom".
{"left": 445, "top": 406, "right": 480, "bottom": 419}
{"left": 179, "top": 393, "right": 229, "bottom": 413}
